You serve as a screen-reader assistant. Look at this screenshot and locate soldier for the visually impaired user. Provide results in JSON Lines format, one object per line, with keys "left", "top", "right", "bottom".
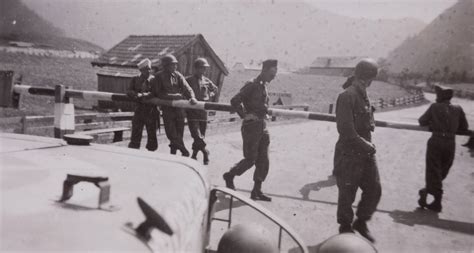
{"left": 127, "top": 58, "right": 159, "bottom": 151}
{"left": 222, "top": 59, "right": 278, "bottom": 202}
{"left": 186, "top": 58, "right": 218, "bottom": 165}
{"left": 333, "top": 59, "right": 381, "bottom": 243}
{"left": 417, "top": 85, "right": 468, "bottom": 212}
{"left": 152, "top": 54, "right": 197, "bottom": 156}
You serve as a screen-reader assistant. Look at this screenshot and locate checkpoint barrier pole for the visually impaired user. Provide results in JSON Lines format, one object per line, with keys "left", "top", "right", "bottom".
{"left": 11, "top": 84, "right": 473, "bottom": 136}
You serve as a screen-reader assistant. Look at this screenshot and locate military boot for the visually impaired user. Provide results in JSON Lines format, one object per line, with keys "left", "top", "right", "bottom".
{"left": 352, "top": 219, "right": 375, "bottom": 243}
{"left": 202, "top": 149, "right": 210, "bottom": 165}
{"left": 170, "top": 147, "right": 177, "bottom": 155}
{"left": 418, "top": 188, "right": 428, "bottom": 208}
{"left": 191, "top": 150, "right": 198, "bottom": 160}
{"left": 426, "top": 193, "right": 442, "bottom": 213}
{"left": 250, "top": 181, "right": 272, "bottom": 202}
{"left": 180, "top": 148, "right": 190, "bottom": 157}
{"left": 223, "top": 172, "right": 235, "bottom": 190}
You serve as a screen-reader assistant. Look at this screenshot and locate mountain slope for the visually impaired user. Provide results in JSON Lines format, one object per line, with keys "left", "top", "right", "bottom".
{"left": 0, "top": 0, "right": 103, "bottom": 52}
{"left": 23, "top": 0, "right": 424, "bottom": 67}
{"left": 387, "top": 0, "right": 474, "bottom": 75}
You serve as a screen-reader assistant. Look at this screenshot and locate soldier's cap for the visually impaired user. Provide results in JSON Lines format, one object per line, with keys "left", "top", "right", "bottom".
{"left": 262, "top": 59, "right": 278, "bottom": 70}
{"left": 161, "top": 54, "right": 178, "bottom": 65}
{"left": 434, "top": 84, "right": 453, "bottom": 102}
{"left": 194, "top": 57, "right": 210, "bottom": 67}
{"left": 137, "top": 58, "right": 151, "bottom": 70}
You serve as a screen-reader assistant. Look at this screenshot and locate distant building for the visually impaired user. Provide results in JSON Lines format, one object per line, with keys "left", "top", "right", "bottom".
{"left": 232, "top": 60, "right": 293, "bottom": 74}
{"left": 91, "top": 34, "right": 228, "bottom": 111}
{"left": 8, "top": 41, "right": 34, "bottom": 48}
{"left": 307, "top": 56, "right": 368, "bottom": 77}
{"left": 232, "top": 61, "right": 261, "bottom": 73}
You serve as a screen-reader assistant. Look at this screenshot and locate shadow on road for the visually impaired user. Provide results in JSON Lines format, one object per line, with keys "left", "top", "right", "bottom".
{"left": 212, "top": 192, "right": 247, "bottom": 213}
{"left": 299, "top": 175, "right": 337, "bottom": 200}
{"left": 389, "top": 208, "right": 474, "bottom": 235}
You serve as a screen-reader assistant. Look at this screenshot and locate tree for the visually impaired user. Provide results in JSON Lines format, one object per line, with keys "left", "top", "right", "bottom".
{"left": 449, "top": 71, "right": 459, "bottom": 84}
{"left": 460, "top": 71, "right": 467, "bottom": 83}
{"left": 443, "top": 66, "right": 450, "bottom": 83}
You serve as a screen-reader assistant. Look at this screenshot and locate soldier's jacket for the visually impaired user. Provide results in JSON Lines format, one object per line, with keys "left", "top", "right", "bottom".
{"left": 186, "top": 75, "right": 218, "bottom": 102}
{"left": 230, "top": 76, "right": 269, "bottom": 120}
{"left": 419, "top": 102, "right": 468, "bottom": 137}
{"left": 152, "top": 71, "right": 195, "bottom": 101}
{"left": 186, "top": 74, "right": 218, "bottom": 121}
{"left": 127, "top": 74, "right": 155, "bottom": 104}
{"left": 335, "top": 84, "right": 375, "bottom": 155}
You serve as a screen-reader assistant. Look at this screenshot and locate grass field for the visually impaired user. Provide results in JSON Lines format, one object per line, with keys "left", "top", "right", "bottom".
{"left": 0, "top": 51, "right": 98, "bottom": 117}
{"left": 1, "top": 52, "right": 413, "bottom": 117}
{"left": 221, "top": 70, "right": 412, "bottom": 113}
{"left": 444, "top": 83, "right": 474, "bottom": 93}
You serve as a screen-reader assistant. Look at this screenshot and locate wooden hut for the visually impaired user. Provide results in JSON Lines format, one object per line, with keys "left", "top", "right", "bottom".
{"left": 91, "top": 34, "right": 228, "bottom": 111}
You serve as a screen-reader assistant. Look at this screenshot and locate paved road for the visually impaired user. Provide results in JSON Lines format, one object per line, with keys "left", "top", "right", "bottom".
{"left": 116, "top": 93, "right": 474, "bottom": 252}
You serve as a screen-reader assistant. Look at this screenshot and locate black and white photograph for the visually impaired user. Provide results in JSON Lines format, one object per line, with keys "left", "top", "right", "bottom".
{"left": 0, "top": 0, "right": 473, "bottom": 252}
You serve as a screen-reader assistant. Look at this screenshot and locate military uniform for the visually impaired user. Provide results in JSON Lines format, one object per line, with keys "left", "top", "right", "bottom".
{"left": 227, "top": 76, "right": 270, "bottom": 183}
{"left": 418, "top": 86, "right": 468, "bottom": 212}
{"left": 127, "top": 74, "right": 159, "bottom": 151}
{"left": 186, "top": 74, "right": 218, "bottom": 154}
{"left": 334, "top": 84, "right": 381, "bottom": 233}
{"left": 223, "top": 59, "right": 277, "bottom": 202}
{"left": 152, "top": 70, "right": 195, "bottom": 154}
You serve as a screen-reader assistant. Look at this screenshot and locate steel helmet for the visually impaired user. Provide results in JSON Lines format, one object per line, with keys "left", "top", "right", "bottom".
{"left": 355, "top": 58, "right": 379, "bottom": 81}
{"left": 217, "top": 224, "right": 277, "bottom": 253}
{"left": 317, "top": 233, "right": 378, "bottom": 253}
{"left": 161, "top": 54, "right": 178, "bottom": 66}
{"left": 194, "top": 57, "right": 210, "bottom": 67}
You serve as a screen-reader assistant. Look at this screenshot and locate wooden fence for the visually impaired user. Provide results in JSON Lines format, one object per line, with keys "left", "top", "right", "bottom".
{"left": 328, "top": 90, "right": 426, "bottom": 114}
{"left": 371, "top": 92, "right": 425, "bottom": 110}
{"left": 0, "top": 112, "right": 134, "bottom": 139}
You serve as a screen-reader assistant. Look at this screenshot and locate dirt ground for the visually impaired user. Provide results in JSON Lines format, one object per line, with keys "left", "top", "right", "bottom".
{"left": 115, "top": 93, "right": 474, "bottom": 252}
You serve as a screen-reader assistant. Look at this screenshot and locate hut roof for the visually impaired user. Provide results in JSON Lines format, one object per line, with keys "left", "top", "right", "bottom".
{"left": 95, "top": 66, "right": 139, "bottom": 78}
{"left": 92, "top": 34, "right": 228, "bottom": 75}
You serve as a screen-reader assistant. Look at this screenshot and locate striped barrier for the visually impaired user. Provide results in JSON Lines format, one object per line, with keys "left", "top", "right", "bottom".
{"left": 11, "top": 84, "right": 473, "bottom": 136}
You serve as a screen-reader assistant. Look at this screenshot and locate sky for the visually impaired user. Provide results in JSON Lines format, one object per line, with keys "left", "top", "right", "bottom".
{"left": 304, "top": 0, "right": 457, "bottom": 23}
{"left": 23, "top": 0, "right": 457, "bottom": 24}
{"left": 149, "top": 0, "right": 457, "bottom": 23}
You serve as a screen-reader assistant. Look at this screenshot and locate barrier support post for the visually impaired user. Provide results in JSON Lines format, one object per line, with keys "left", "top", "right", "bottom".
{"left": 54, "top": 85, "right": 75, "bottom": 138}
{"left": 0, "top": 70, "right": 15, "bottom": 107}
{"left": 328, "top": 104, "right": 334, "bottom": 114}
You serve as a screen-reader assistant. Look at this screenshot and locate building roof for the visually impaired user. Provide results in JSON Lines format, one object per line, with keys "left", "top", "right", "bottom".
{"left": 95, "top": 66, "right": 140, "bottom": 78}
{"left": 310, "top": 56, "right": 367, "bottom": 69}
{"left": 92, "top": 34, "right": 228, "bottom": 75}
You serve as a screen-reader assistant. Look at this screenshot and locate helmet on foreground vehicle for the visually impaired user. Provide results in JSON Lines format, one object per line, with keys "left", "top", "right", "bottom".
{"left": 317, "top": 233, "right": 377, "bottom": 253}
{"left": 217, "top": 224, "right": 277, "bottom": 253}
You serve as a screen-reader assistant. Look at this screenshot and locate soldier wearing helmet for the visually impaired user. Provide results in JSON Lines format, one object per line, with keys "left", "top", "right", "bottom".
{"left": 223, "top": 59, "right": 278, "bottom": 202}
{"left": 185, "top": 58, "right": 218, "bottom": 164}
{"left": 333, "top": 58, "right": 381, "bottom": 243}
{"left": 127, "top": 58, "right": 159, "bottom": 151}
{"left": 417, "top": 85, "right": 468, "bottom": 212}
{"left": 152, "top": 54, "right": 197, "bottom": 156}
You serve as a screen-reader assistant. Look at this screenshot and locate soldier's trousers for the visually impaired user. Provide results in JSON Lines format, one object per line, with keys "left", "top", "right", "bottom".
{"left": 162, "top": 107, "right": 187, "bottom": 152}
{"left": 336, "top": 154, "right": 381, "bottom": 226}
{"left": 425, "top": 136, "right": 455, "bottom": 196}
{"left": 128, "top": 105, "right": 159, "bottom": 151}
{"left": 188, "top": 120, "right": 207, "bottom": 151}
{"left": 229, "top": 120, "right": 270, "bottom": 182}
